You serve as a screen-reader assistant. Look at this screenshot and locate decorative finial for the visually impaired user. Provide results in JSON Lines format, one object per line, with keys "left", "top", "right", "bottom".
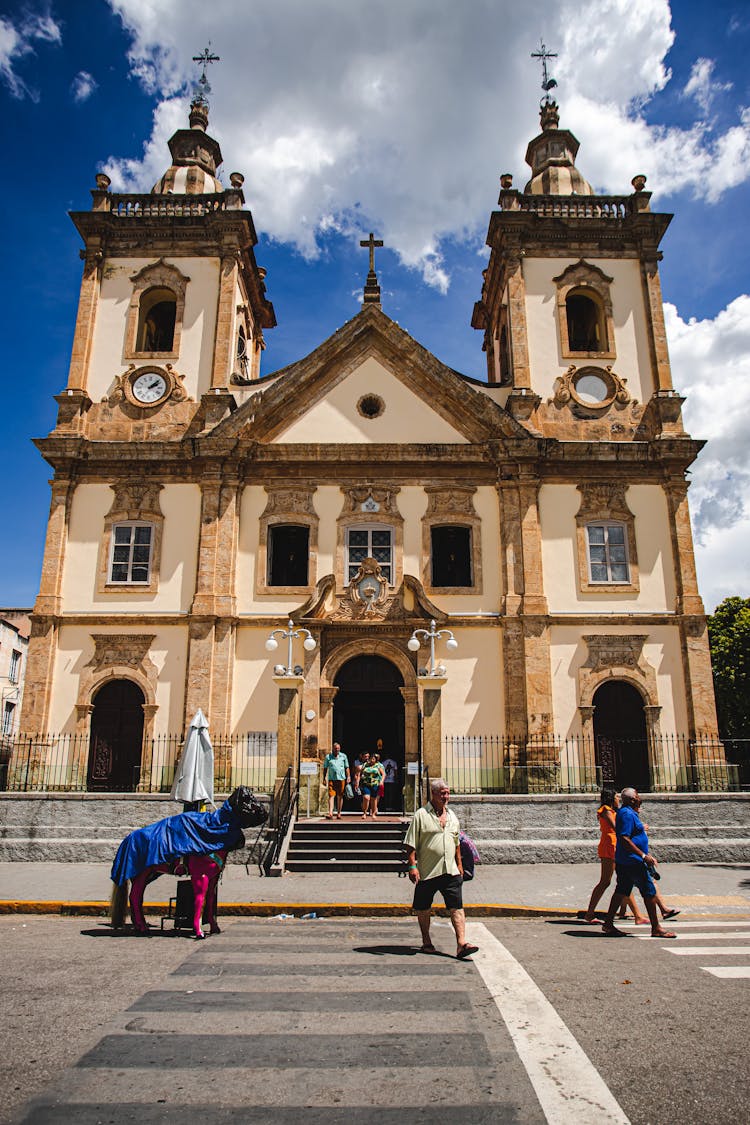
{"left": 359, "top": 232, "right": 384, "bottom": 305}
{"left": 192, "top": 44, "right": 220, "bottom": 107}
{"left": 531, "top": 40, "right": 558, "bottom": 104}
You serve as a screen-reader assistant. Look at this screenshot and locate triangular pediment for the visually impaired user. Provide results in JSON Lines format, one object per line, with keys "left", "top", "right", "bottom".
{"left": 209, "top": 304, "right": 532, "bottom": 447}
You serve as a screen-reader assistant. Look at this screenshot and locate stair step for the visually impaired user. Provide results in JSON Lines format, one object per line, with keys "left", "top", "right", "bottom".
{"left": 285, "top": 859, "right": 406, "bottom": 873}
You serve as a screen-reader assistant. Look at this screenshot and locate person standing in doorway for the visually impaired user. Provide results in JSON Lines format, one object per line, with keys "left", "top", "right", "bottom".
{"left": 381, "top": 744, "right": 399, "bottom": 812}
{"left": 404, "top": 777, "right": 478, "bottom": 959}
{"left": 360, "top": 754, "right": 382, "bottom": 818}
{"left": 322, "top": 743, "right": 350, "bottom": 820}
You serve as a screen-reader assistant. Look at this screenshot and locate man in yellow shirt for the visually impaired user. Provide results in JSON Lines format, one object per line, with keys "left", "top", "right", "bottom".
{"left": 404, "top": 777, "right": 479, "bottom": 959}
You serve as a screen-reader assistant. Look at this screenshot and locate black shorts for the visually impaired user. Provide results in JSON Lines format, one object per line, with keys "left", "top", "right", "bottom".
{"left": 413, "top": 873, "right": 463, "bottom": 912}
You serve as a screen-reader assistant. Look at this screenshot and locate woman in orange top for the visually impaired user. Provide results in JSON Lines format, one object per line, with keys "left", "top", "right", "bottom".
{"left": 583, "top": 788, "right": 648, "bottom": 924}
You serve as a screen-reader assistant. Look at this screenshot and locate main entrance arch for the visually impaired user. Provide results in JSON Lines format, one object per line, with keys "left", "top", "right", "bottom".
{"left": 593, "top": 680, "right": 650, "bottom": 791}
{"left": 333, "top": 655, "right": 405, "bottom": 811}
{"left": 88, "top": 679, "right": 145, "bottom": 791}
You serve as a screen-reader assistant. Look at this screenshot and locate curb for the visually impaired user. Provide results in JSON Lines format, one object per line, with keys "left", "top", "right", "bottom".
{"left": 0, "top": 899, "right": 576, "bottom": 919}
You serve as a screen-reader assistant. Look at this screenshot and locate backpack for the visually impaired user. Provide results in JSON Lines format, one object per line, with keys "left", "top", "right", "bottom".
{"left": 459, "top": 831, "right": 480, "bottom": 881}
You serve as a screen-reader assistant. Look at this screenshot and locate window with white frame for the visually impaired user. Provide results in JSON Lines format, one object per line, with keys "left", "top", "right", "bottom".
{"left": 109, "top": 523, "right": 154, "bottom": 584}
{"left": 2, "top": 701, "right": 15, "bottom": 735}
{"left": 346, "top": 526, "right": 393, "bottom": 584}
{"left": 586, "top": 523, "right": 630, "bottom": 583}
{"left": 8, "top": 650, "right": 21, "bottom": 684}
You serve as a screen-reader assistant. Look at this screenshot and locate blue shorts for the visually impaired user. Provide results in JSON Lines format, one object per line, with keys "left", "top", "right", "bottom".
{"left": 361, "top": 784, "right": 379, "bottom": 797}
{"left": 614, "top": 862, "right": 657, "bottom": 900}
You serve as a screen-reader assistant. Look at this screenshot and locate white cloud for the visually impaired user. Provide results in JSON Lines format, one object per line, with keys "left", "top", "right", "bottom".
{"left": 665, "top": 297, "right": 750, "bottom": 609}
{"left": 71, "top": 70, "right": 97, "bottom": 103}
{"left": 0, "top": 11, "right": 61, "bottom": 100}
{"left": 683, "top": 58, "right": 732, "bottom": 115}
{"left": 102, "top": 0, "right": 750, "bottom": 289}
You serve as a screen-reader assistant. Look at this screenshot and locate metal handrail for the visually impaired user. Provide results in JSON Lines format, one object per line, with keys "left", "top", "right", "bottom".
{"left": 258, "top": 767, "right": 298, "bottom": 876}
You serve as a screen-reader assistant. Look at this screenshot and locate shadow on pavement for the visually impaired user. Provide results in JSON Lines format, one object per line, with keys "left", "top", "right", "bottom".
{"left": 353, "top": 944, "right": 420, "bottom": 956}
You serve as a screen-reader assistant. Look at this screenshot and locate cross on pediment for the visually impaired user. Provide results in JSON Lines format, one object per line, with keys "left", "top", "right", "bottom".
{"left": 192, "top": 44, "right": 220, "bottom": 102}
{"left": 359, "top": 232, "right": 384, "bottom": 306}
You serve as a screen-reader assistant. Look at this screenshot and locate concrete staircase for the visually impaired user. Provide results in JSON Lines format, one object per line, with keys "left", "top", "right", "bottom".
{"left": 284, "top": 816, "right": 408, "bottom": 873}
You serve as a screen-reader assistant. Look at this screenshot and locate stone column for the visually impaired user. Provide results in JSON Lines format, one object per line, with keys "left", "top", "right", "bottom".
{"left": 211, "top": 249, "right": 239, "bottom": 389}
{"left": 505, "top": 252, "right": 531, "bottom": 389}
{"left": 640, "top": 258, "right": 674, "bottom": 392}
{"left": 66, "top": 243, "right": 102, "bottom": 392}
{"left": 517, "top": 471, "right": 548, "bottom": 617}
{"left": 400, "top": 685, "right": 419, "bottom": 811}
{"left": 665, "top": 481, "right": 704, "bottom": 617}
{"left": 496, "top": 478, "right": 523, "bottom": 617}
{"left": 682, "top": 619, "right": 721, "bottom": 742}
{"left": 183, "top": 619, "right": 214, "bottom": 731}
{"left": 138, "top": 703, "right": 159, "bottom": 792}
{"left": 274, "top": 676, "right": 304, "bottom": 781}
{"left": 419, "top": 678, "right": 446, "bottom": 783}
{"left": 34, "top": 477, "right": 74, "bottom": 618}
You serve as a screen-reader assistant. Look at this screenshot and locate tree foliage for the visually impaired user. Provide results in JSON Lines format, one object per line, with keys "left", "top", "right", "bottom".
{"left": 707, "top": 597, "right": 750, "bottom": 737}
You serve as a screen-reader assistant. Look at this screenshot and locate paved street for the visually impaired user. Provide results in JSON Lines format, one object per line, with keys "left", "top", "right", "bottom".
{"left": 3, "top": 913, "right": 748, "bottom": 1124}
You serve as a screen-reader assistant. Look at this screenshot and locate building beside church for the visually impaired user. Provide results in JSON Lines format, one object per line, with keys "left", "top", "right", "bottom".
{"left": 13, "top": 87, "right": 724, "bottom": 800}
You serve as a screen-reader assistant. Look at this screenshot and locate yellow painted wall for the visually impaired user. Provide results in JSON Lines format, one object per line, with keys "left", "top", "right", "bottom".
{"left": 440, "top": 627, "right": 504, "bottom": 734}
{"left": 273, "top": 356, "right": 470, "bottom": 443}
{"left": 232, "top": 627, "right": 288, "bottom": 731}
{"left": 50, "top": 625, "right": 188, "bottom": 733}
{"left": 62, "top": 483, "right": 201, "bottom": 613}
{"left": 539, "top": 482, "right": 675, "bottom": 612}
{"left": 549, "top": 624, "right": 688, "bottom": 735}
{"left": 523, "top": 257, "right": 653, "bottom": 402}
{"left": 88, "top": 256, "right": 220, "bottom": 402}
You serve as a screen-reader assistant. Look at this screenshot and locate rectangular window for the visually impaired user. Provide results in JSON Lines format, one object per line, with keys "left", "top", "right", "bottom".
{"left": 268, "top": 524, "right": 310, "bottom": 586}
{"left": 109, "top": 523, "right": 153, "bottom": 584}
{"left": 8, "top": 650, "right": 21, "bottom": 684}
{"left": 347, "top": 526, "right": 393, "bottom": 584}
{"left": 587, "top": 523, "right": 630, "bottom": 583}
{"left": 431, "top": 525, "right": 473, "bottom": 587}
{"left": 2, "top": 701, "right": 14, "bottom": 735}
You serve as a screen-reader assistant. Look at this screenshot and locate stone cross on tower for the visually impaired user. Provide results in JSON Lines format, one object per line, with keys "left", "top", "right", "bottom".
{"left": 192, "top": 44, "right": 221, "bottom": 105}
{"left": 360, "top": 232, "right": 384, "bottom": 305}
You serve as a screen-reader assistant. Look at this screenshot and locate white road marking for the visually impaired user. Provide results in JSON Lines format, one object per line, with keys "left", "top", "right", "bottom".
{"left": 614, "top": 920, "right": 750, "bottom": 928}
{"left": 703, "top": 966, "right": 750, "bottom": 979}
{"left": 665, "top": 946, "right": 750, "bottom": 955}
{"left": 634, "top": 932, "right": 750, "bottom": 940}
{"left": 467, "top": 922, "right": 629, "bottom": 1125}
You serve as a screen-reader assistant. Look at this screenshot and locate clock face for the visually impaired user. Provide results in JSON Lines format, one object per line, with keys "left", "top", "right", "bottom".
{"left": 132, "top": 371, "right": 168, "bottom": 404}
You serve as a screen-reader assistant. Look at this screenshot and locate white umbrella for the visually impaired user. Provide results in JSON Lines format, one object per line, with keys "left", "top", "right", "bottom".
{"left": 170, "top": 709, "right": 215, "bottom": 806}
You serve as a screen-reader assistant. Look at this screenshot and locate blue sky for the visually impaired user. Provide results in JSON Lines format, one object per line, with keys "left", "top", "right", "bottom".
{"left": 1, "top": 0, "right": 749, "bottom": 610}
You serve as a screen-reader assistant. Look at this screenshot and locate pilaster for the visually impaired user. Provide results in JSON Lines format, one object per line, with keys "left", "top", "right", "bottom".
{"left": 211, "top": 249, "right": 239, "bottom": 389}
{"left": 641, "top": 257, "right": 674, "bottom": 392}
{"left": 505, "top": 252, "right": 532, "bottom": 389}
{"left": 66, "top": 243, "right": 102, "bottom": 393}
{"left": 274, "top": 678, "right": 304, "bottom": 780}
{"left": 420, "top": 682, "right": 444, "bottom": 781}
{"left": 34, "top": 477, "right": 74, "bottom": 617}
{"left": 665, "top": 480, "right": 704, "bottom": 616}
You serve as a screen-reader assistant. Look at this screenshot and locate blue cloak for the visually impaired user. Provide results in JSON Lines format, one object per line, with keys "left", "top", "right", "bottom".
{"left": 110, "top": 799, "right": 244, "bottom": 885}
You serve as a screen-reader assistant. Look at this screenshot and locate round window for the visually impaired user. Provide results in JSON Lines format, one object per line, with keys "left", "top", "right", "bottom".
{"left": 357, "top": 394, "right": 385, "bottom": 419}
{"left": 574, "top": 373, "right": 609, "bottom": 404}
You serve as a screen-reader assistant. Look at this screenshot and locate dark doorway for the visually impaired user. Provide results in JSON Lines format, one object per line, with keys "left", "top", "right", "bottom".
{"left": 88, "top": 680, "right": 145, "bottom": 792}
{"left": 593, "top": 680, "right": 650, "bottom": 791}
{"left": 333, "top": 655, "right": 405, "bottom": 811}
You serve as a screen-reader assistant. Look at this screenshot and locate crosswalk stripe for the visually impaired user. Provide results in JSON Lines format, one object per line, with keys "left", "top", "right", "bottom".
{"left": 614, "top": 920, "right": 750, "bottom": 928}
{"left": 665, "top": 946, "right": 750, "bottom": 955}
{"left": 467, "top": 922, "right": 629, "bottom": 1125}
{"left": 702, "top": 967, "right": 750, "bottom": 979}
{"left": 634, "top": 932, "right": 750, "bottom": 940}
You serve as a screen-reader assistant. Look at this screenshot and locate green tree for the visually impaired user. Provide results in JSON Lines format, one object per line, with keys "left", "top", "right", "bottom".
{"left": 707, "top": 597, "right": 750, "bottom": 737}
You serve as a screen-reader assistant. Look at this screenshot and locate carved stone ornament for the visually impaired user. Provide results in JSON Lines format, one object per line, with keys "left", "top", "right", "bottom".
{"left": 85, "top": 634, "right": 157, "bottom": 675}
{"left": 331, "top": 557, "right": 391, "bottom": 620}
{"left": 344, "top": 485, "right": 402, "bottom": 519}
{"left": 261, "top": 485, "right": 317, "bottom": 518}
{"left": 424, "top": 485, "right": 477, "bottom": 518}
{"left": 106, "top": 479, "right": 164, "bottom": 521}
{"left": 551, "top": 365, "right": 631, "bottom": 414}
{"left": 109, "top": 363, "right": 189, "bottom": 408}
{"left": 578, "top": 633, "right": 660, "bottom": 718}
{"left": 583, "top": 634, "right": 647, "bottom": 673}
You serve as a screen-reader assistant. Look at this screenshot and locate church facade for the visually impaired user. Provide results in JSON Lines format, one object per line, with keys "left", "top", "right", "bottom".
{"left": 15, "top": 91, "right": 723, "bottom": 798}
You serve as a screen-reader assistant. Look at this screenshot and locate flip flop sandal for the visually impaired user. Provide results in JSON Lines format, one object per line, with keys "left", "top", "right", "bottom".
{"left": 662, "top": 909, "right": 681, "bottom": 920}
{"left": 652, "top": 931, "right": 677, "bottom": 938}
{"left": 457, "top": 943, "right": 479, "bottom": 959}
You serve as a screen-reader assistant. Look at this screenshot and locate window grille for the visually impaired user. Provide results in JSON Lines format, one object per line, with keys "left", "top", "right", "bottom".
{"left": 346, "top": 527, "right": 393, "bottom": 583}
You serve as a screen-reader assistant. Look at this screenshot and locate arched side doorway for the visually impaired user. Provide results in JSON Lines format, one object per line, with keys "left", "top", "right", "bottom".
{"left": 333, "top": 655, "right": 405, "bottom": 811}
{"left": 88, "top": 679, "right": 145, "bottom": 792}
{"left": 593, "top": 680, "right": 650, "bottom": 792}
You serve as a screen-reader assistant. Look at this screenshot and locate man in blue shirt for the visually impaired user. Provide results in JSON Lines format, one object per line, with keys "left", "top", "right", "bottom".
{"left": 601, "top": 787, "right": 677, "bottom": 938}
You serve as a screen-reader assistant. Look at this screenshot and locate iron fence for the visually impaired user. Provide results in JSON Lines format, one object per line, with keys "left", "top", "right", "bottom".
{"left": 443, "top": 733, "right": 747, "bottom": 794}
{"left": 2, "top": 731, "right": 277, "bottom": 794}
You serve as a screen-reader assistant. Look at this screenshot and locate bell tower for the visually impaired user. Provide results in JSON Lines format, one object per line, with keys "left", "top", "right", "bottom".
{"left": 472, "top": 89, "right": 685, "bottom": 444}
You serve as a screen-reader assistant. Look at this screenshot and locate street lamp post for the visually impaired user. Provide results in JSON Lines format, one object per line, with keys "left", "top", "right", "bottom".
{"left": 265, "top": 618, "right": 316, "bottom": 676}
{"left": 407, "top": 619, "right": 458, "bottom": 677}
